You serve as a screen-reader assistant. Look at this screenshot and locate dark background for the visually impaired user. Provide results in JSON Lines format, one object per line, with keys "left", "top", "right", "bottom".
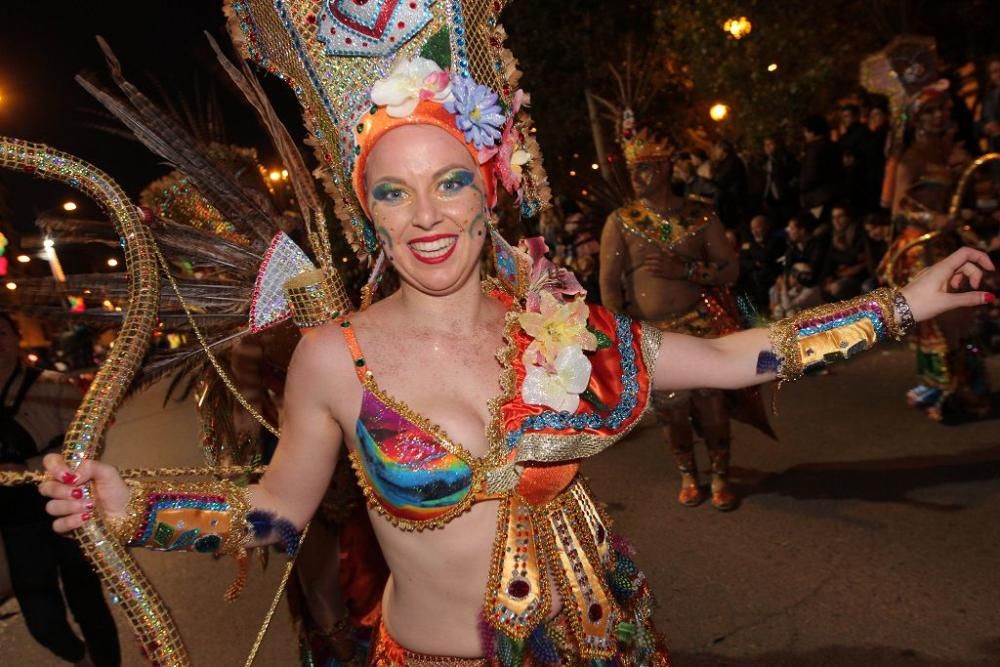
{"left": 2, "top": 1, "right": 999, "bottom": 237}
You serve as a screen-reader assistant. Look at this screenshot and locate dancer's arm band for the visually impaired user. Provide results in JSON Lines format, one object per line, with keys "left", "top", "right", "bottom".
{"left": 766, "top": 287, "right": 915, "bottom": 382}
{"left": 106, "top": 479, "right": 251, "bottom": 555}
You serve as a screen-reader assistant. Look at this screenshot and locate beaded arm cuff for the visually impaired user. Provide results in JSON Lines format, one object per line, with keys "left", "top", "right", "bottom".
{"left": 767, "top": 287, "right": 912, "bottom": 382}
{"left": 107, "top": 479, "right": 251, "bottom": 555}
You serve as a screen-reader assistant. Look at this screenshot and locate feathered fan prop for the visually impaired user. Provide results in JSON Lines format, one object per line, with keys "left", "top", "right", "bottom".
{"left": 2, "top": 37, "right": 347, "bottom": 462}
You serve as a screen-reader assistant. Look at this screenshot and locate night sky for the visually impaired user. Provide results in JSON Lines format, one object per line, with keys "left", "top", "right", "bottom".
{"left": 0, "top": 3, "right": 293, "bottom": 237}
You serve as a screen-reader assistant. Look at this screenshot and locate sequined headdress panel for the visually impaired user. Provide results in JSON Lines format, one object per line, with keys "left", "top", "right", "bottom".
{"left": 226, "top": 0, "right": 549, "bottom": 262}
{"left": 621, "top": 126, "right": 673, "bottom": 166}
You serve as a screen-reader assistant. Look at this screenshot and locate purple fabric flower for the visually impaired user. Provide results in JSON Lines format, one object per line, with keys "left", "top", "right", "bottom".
{"left": 445, "top": 76, "right": 506, "bottom": 149}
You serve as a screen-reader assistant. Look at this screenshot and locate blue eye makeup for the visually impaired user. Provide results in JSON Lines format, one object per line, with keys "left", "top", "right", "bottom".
{"left": 371, "top": 182, "right": 406, "bottom": 203}
{"left": 438, "top": 169, "right": 475, "bottom": 194}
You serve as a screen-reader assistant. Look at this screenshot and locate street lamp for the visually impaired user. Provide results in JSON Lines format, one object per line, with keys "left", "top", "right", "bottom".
{"left": 709, "top": 103, "right": 730, "bottom": 122}
{"left": 4, "top": 281, "right": 16, "bottom": 290}
{"left": 767, "top": 63, "right": 778, "bottom": 72}
{"left": 62, "top": 201, "right": 78, "bottom": 212}
{"left": 16, "top": 254, "right": 30, "bottom": 263}
{"left": 107, "top": 258, "right": 119, "bottom": 268}
{"left": 723, "top": 16, "right": 752, "bottom": 40}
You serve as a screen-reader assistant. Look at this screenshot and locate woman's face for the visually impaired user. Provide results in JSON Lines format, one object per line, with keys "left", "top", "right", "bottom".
{"left": 917, "top": 98, "right": 949, "bottom": 135}
{"left": 364, "top": 125, "right": 489, "bottom": 296}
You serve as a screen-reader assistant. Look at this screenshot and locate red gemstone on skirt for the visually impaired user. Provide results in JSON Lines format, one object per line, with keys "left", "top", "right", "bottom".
{"left": 507, "top": 579, "right": 530, "bottom": 599}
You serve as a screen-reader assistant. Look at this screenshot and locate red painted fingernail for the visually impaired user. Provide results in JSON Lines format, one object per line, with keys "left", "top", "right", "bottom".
{"left": 81, "top": 512, "right": 91, "bottom": 522}
{"left": 85, "top": 502, "right": 94, "bottom": 510}
{"left": 61, "top": 472, "right": 78, "bottom": 484}
{"left": 71, "top": 488, "right": 83, "bottom": 499}
{"left": 984, "top": 293, "right": 996, "bottom": 304}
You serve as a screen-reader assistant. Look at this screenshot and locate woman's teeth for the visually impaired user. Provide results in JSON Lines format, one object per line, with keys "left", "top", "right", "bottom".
{"left": 408, "top": 236, "right": 457, "bottom": 257}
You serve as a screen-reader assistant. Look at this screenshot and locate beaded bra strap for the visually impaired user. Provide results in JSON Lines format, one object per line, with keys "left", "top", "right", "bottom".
{"left": 337, "top": 319, "right": 370, "bottom": 382}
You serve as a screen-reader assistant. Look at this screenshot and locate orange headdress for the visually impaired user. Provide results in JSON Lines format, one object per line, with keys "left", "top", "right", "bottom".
{"left": 352, "top": 100, "right": 497, "bottom": 217}
{"left": 226, "top": 0, "right": 548, "bottom": 262}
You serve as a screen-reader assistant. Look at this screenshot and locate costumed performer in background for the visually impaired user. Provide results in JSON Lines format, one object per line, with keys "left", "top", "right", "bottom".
{"left": 600, "top": 119, "right": 772, "bottom": 511}
{"left": 885, "top": 80, "right": 992, "bottom": 421}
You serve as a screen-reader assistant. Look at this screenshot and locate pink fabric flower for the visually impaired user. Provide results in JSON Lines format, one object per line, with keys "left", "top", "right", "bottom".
{"left": 518, "top": 237, "right": 586, "bottom": 312}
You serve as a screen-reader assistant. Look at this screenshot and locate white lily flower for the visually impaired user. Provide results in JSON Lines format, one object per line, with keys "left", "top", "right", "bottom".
{"left": 521, "top": 346, "right": 592, "bottom": 413}
{"left": 370, "top": 57, "right": 453, "bottom": 118}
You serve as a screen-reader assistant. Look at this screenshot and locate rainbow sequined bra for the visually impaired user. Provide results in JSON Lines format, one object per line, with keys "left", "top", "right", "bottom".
{"left": 339, "top": 319, "right": 491, "bottom": 528}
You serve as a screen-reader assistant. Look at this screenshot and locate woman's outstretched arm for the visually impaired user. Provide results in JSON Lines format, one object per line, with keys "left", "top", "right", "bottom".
{"left": 40, "top": 326, "right": 347, "bottom": 553}
{"left": 653, "top": 247, "right": 994, "bottom": 392}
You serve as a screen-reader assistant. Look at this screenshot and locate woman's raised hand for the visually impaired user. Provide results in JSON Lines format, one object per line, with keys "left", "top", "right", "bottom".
{"left": 39, "top": 454, "right": 130, "bottom": 534}
{"left": 900, "top": 247, "right": 995, "bottom": 322}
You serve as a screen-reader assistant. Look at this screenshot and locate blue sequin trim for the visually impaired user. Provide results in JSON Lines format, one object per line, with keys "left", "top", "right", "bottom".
{"left": 446, "top": 0, "right": 471, "bottom": 77}
{"left": 506, "top": 314, "right": 640, "bottom": 451}
{"left": 797, "top": 310, "right": 888, "bottom": 340}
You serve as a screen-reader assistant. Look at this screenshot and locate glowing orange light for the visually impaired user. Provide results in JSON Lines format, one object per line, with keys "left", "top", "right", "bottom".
{"left": 709, "top": 103, "right": 730, "bottom": 122}
{"left": 723, "top": 16, "right": 752, "bottom": 39}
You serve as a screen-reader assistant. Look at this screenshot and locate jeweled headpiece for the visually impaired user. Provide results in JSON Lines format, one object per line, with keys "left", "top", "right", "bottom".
{"left": 908, "top": 78, "right": 949, "bottom": 120}
{"left": 225, "top": 0, "right": 550, "bottom": 263}
{"left": 621, "top": 126, "right": 673, "bottom": 166}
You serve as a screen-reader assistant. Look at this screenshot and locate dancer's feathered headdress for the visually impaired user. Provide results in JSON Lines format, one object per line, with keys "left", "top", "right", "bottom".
{"left": 590, "top": 53, "right": 673, "bottom": 167}
{"left": 225, "top": 0, "right": 551, "bottom": 265}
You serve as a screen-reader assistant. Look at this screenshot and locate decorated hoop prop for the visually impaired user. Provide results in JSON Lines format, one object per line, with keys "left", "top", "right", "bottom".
{"left": 0, "top": 138, "right": 188, "bottom": 664}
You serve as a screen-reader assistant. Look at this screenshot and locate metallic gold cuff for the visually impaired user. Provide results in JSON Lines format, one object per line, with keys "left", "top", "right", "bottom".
{"left": 768, "top": 287, "right": 905, "bottom": 382}
{"left": 284, "top": 268, "right": 350, "bottom": 329}
{"left": 118, "top": 479, "right": 251, "bottom": 556}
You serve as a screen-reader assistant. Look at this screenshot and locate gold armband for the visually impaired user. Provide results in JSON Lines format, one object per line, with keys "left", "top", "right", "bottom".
{"left": 107, "top": 479, "right": 251, "bottom": 556}
{"left": 767, "top": 287, "right": 911, "bottom": 382}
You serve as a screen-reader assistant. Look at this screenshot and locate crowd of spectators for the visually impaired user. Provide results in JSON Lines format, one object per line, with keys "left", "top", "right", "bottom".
{"left": 667, "top": 67, "right": 998, "bottom": 320}
{"left": 665, "top": 96, "right": 905, "bottom": 319}
{"left": 546, "top": 60, "right": 1000, "bottom": 323}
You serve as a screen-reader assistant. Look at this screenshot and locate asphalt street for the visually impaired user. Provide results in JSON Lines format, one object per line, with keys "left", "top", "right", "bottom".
{"left": 1, "top": 343, "right": 998, "bottom": 666}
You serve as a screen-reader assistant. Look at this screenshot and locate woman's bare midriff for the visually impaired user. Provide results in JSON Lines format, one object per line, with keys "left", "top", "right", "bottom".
{"left": 366, "top": 500, "right": 564, "bottom": 656}
{"left": 332, "top": 296, "right": 564, "bottom": 656}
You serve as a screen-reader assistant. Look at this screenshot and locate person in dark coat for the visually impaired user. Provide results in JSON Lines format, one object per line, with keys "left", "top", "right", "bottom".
{"left": 708, "top": 139, "right": 749, "bottom": 236}
{"left": 838, "top": 105, "right": 874, "bottom": 215}
{"left": 781, "top": 213, "right": 828, "bottom": 281}
{"left": 739, "top": 215, "right": 785, "bottom": 311}
{"left": 799, "top": 115, "right": 843, "bottom": 222}
{"left": 760, "top": 134, "right": 800, "bottom": 227}
{"left": 821, "top": 205, "right": 868, "bottom": 299}
{"left": 0, "top": 313, "right": 121, "bottom": 666}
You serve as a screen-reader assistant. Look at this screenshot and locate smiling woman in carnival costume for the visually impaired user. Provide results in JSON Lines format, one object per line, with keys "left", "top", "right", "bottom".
{"left": 39, "top": 2, "right": 995, "bottom": 665}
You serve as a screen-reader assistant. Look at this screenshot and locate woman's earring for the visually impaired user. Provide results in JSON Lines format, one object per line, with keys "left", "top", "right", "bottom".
{"left": 360, "top": 249, "right": 386, "bottom": 311}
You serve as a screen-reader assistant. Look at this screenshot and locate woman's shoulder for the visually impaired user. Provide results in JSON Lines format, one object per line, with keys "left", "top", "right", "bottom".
{"left": 287, "top": 317, "right": 357, "bottom": 386}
